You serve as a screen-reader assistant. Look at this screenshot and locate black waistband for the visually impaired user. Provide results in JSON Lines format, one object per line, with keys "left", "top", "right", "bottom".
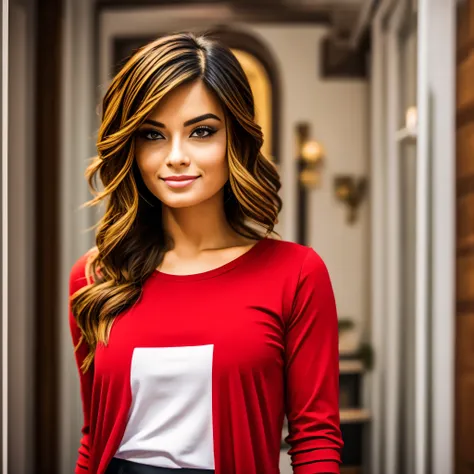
{"left": 105, "top": 457, "right": 215, "bottom": 474}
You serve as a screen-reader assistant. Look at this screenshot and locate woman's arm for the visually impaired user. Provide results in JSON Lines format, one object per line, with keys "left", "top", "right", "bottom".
{"left": 68, "top": 253, "right": 94, "bottom": 473}
{"left": 284, "top": 248, "right": 344, "bottom": 474}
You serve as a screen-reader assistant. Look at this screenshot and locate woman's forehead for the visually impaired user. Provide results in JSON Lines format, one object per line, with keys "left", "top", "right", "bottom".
{"left": 147, "top": 80, "right": 223, "bottom": 124}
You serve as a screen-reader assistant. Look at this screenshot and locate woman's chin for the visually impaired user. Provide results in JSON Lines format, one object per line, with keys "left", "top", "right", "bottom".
{"left": 160, "top": 194, "right": 205, "bottom": 210}
{"left": 153, "top": 184, "right": 225, "bottom": 210}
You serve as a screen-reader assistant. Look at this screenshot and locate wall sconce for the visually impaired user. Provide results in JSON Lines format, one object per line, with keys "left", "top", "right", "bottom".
{"left": 405, "top": 106, "right": 417, "bottom": 133}
{"left": 396, "top": 105, "right": 418, "bottom": 143}
{"left": 334, "top": 175, "right": 368, "bottom": 224}
{"left": 296, "top": 123, "right": 324, "bottom": 188}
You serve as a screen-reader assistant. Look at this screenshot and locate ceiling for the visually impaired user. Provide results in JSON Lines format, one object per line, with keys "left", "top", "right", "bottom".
{"left": 96, "top": 0, "right": 370, "bottom": 35}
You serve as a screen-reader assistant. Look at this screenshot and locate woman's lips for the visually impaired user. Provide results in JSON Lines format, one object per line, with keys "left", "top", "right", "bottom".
{"left": 162, "top": 176, "right": 199, "bottom": 189}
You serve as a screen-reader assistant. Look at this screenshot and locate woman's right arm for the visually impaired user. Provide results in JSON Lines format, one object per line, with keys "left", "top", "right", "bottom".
{"left": 69, "top": 253, "right": 94, "bottom": 473}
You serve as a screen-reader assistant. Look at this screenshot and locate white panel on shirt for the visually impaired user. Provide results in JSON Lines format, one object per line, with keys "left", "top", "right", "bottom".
{"left": 115, "top": 344, "right": 215, "bottom": 469}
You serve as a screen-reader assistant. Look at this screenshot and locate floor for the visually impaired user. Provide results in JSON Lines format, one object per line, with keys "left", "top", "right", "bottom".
{"left": 279, "top": 450, "right": 292, "bottom": 474}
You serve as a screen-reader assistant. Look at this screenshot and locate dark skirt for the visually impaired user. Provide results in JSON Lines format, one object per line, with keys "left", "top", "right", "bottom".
{"left": 105, "top": 458, "right": 215, "bottom": 474}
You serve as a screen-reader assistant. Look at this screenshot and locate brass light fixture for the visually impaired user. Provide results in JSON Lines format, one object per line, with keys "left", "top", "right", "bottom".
{"left": 334, "top": 175, "right": 367, "bottom": 224}
{"left": 296, "top": 123, "right": 325, "bottom": 188}
{"left": 405, "top": 105, "right": 417, "bottom": 133}
{"left": 396, "top": 105, "right": 418, "bottom": 143}
{"left": 295, "top": 122, "right": 325, "bottom": 245}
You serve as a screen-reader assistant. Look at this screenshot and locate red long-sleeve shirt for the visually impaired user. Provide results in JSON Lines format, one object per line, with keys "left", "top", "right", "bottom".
{"left": 69, "top": 238, "right": 343, "bottom": 474}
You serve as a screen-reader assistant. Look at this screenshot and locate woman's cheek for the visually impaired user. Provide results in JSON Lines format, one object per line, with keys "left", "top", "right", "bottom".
{"left": 191, "top": 142, "right": 227, "bottom": 167}
{"left": 138, "top": 149, "right": 163, "bottom": 176}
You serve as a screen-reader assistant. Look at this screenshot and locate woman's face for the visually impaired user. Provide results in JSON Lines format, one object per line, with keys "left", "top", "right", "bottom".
{"left": 135, "top": 80, "right": 228, "bottom": 209}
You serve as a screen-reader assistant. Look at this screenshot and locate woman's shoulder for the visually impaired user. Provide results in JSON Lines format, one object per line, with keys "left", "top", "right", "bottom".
{"left": 265, "top": 238, "right": 329, "bottom": 276}
{"left": 266, "top": 237, "right": 318, "bottom": 260}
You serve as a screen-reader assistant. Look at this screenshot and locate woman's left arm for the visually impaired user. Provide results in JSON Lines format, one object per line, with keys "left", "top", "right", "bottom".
{"left": 284, "top": 248, "right": 344, "bottom": 474}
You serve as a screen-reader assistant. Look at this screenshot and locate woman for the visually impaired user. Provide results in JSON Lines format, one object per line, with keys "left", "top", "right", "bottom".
{"left": 69, "top": 32, "right": 343, "bottom": 474}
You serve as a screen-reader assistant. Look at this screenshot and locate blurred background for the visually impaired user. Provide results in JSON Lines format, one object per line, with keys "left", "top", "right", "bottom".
{"left": 0, "top": 0, "right": 466, "bottom": 472}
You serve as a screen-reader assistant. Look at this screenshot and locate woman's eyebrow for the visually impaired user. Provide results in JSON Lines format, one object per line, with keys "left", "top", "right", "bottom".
{"left": 143, "top": 119, "right": 165, "bottom": 128}
{"left": 143, "top": 113, "right": 222, "bottom": 129}
{"left": 183, "top": 113, "right": 222, "bottom": 127}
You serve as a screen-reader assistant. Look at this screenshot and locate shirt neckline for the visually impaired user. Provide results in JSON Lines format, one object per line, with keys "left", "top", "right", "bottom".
{"left": 150, "top": 237, "right": 270, "bottom": 282}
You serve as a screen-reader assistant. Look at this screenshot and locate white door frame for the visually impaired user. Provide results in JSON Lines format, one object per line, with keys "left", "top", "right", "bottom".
{"left": 384, "top": 2, "right": 407, "bottom": 473}
{"left": 418, "top": 1, "right": 455, "bottom": 474}
{"left": 370, "top": 1, "right": 456, "bottom": 474}
{"left": 369, "top": 1, "right": 397, "bottom": 471}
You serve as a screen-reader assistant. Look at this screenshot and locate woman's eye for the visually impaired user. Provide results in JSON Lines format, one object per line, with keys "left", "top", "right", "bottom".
{"left": 190, "top": 127, "right": 216, "bottom": 139}
{"left": 138, "top": 129, "right": 163, "bottom": 141}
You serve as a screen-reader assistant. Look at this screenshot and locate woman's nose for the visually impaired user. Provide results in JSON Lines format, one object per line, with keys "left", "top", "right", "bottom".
{"left": 165, "top": 139, "right": 190, "bottom": 168}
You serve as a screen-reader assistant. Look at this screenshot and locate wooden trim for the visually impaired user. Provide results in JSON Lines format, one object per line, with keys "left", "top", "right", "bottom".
{"left": 340, "top": 360, "right": 364, "bottom": 374}
{"left": 340, "top": 468, "right": 362, "bottom": 474}
{"left": 457, "top": 300, "right": 474, "bottom": 314}
{"left": 456, "top": 104, "right": 474, "bottom": 128}
{"left": 340, "top": 408, "right": 371, "bottom": 424}
{"left": 457, "top": 234, "right": 474, "bottom": 257}
{"left": 457, "top": 244, "right": 474, "bottom": 258}
{"left": 457, "top": 39, "right": 474, "bottom": 65}
{"left": 96, "top": 1, "right": 331, "bottom": 24}
{"left": 457, "top": 2, "right": 474, "bottom": 469}
{"left": 456, "top": 174, "right": 474, "bottom": 197}
{"left": 320, "top": 36, "right": 368, "bottom": 79}
{"left": 34, "top": 1, "right": 62, "bottom": 472}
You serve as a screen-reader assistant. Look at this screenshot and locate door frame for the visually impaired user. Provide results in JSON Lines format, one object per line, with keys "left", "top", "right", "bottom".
{"left": 370, "top": 1, "right": 456, "bottom": 473}
{"left": 419, "top": 1, "right": 455, "bottom": 473}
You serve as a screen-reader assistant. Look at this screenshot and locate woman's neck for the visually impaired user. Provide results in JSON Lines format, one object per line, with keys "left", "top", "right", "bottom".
{"left": 161, "top": 196, "right": 248, "bottom": 254}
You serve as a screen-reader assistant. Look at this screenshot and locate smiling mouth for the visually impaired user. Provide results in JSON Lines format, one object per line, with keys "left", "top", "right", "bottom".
{"left": 161, "top": 176, "right": 200, "bottom": 189}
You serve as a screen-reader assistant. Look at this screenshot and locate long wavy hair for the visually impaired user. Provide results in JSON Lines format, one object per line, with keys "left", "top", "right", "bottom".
{"left": 71, "top": 32, "right": 282, "bottom": 372}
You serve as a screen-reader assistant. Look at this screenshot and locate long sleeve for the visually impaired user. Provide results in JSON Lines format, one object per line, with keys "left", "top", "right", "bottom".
{"left": 69, "top": 254, "right": 94, "bottom": 473}
{"left": 284, "top": 248, "right": 343, "bottom": 474}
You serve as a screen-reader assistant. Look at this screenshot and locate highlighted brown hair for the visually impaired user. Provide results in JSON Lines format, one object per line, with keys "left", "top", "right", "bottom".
{"left": 71, "top": 32, "right": 282, "bottom": 372}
